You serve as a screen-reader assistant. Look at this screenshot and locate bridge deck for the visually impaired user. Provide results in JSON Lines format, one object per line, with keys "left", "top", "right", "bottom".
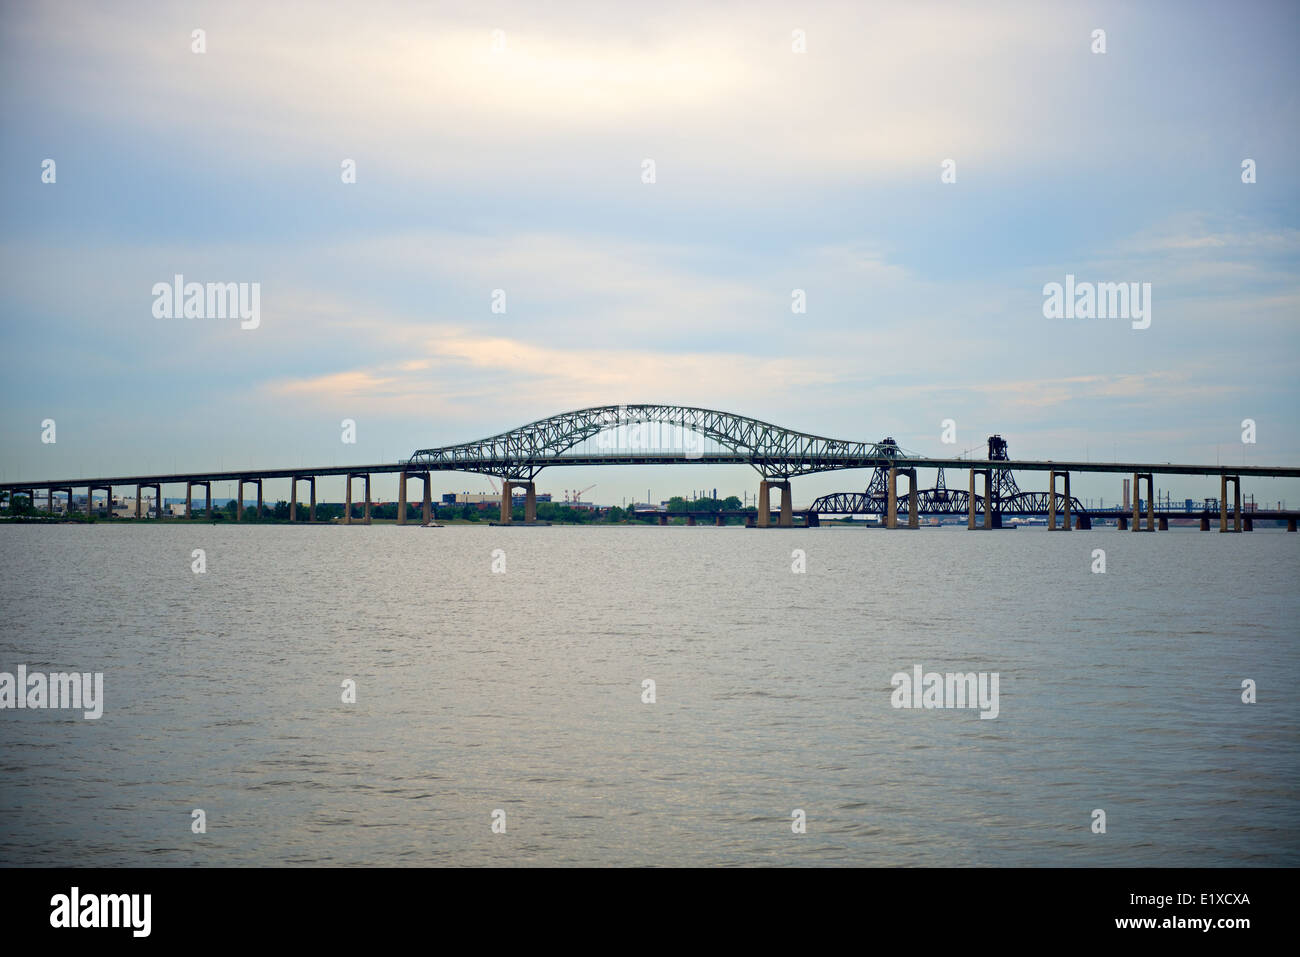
{"left": 4, "top": 454, "right": 1300, "bottom": 493}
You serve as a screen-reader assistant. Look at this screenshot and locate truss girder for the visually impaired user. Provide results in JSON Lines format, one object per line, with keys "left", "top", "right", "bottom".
{"left": 810, "top": 489, "right": 1091, "bottom": 518}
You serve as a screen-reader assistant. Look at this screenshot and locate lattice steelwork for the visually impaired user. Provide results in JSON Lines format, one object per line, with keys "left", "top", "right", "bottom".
{"left": 808, "top": 435, "right": 1089, "bottom": 525}
{"left": 809, "top": 489, "right": 1091, "bottom": 526}
{"left": 407, "top": 404, "right": 901, "bottom": 480}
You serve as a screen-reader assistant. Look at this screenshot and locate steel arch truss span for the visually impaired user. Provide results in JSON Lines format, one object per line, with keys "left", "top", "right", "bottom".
{"left": 407, "top": 404, "right": 901, "bottom": 480}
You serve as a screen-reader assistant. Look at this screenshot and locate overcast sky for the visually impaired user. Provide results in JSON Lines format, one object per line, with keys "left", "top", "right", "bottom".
{"left": 2, "top": 0, "right": 1297, "bottom": 506}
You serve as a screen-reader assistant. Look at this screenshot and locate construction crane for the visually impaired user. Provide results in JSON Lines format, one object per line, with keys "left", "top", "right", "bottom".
{"left": 573, "top": 483, "right": 596, "bottom": 503}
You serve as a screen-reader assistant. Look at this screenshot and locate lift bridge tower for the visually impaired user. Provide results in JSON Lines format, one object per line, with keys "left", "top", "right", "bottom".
{"left": 985, "top": 434, "right": 1021, "bottom": 514}
{"left": 861, "top": 434, "right": 1020, "bottom": 515}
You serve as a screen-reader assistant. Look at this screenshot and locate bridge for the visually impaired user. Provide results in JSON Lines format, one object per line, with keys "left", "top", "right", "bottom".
{"left": 3, "top": 404, "right": 1298, "bottom": 531}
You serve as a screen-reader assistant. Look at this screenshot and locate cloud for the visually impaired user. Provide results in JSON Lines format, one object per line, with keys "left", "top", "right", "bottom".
{"left": 2, "top": 0, "right": 1163, "bottom": 188}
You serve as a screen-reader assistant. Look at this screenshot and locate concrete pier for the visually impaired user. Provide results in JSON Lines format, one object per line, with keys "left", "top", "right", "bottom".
{"left": 235, "top": 479, "right": 263, "bottom": 520}
{"left": 396, "top": 471, "right": 436, "bottom": 525}
{"left": 1133, "top": 473, "right": 1154, "bottom": 531}
{"left": 968, "top": 469, "right": 993, "bottom": 529}
{"left": 1220, "top": 475, "right": 1241, "bottom": 532}
{"left": 1049, "top": 470, "right": 1072, "bottom": 530}
{"left": 184, "top": 481, "right": 210, "bottom": 519}
{"left": 133, "top": 481, "right": 159, "bottom": 520}
{"left": 499, "top": 481, "right": 513, "bottom": 523}
{"left": 757, "top": 480, "right": 771, "bottom": 528}
{"left": 237, "top": 478, "right": 264, "bottom": 520}
{"left": 344, "top": 473, "right": 371, "bottom": 525}
{"left": 777, "top": 481, "right": 793, "bottom": 528}
{"left": 884, "top": 468, "right": 918, "bottom": 529}
{"left": 1158, "top": 516, "right": 1169, "bottom": 531}
{"left": 290, "top": 476, "right": 315, "bottom": 522}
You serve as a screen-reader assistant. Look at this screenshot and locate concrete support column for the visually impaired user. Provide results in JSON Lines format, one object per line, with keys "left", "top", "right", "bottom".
{"left": 1201, "top": 516, "right": 1210, "bottom": 531}
{"left": 185, "top": 483, "right": 193, "bottom": 519}
{"left": 309, "top": 478, "right": 316, "bottom": 523}
{"left": 421, "top": 474, "right": 431, "bottom": 526}
{"left": 906, "top": 470, "right": 918, "bottom": 529}
{"left": 47, "top": 488, "right": 53, "bottom": 514}
{"left": 135, "top": 486, "right": 142, "bottom": 519}
{"left": 363, "top": 475, "right": 371, "bottom": 525}
{"left": 290, "top": 478, "right": 298, "bottom": 522}
{"left": 1220, "top": 475, "right": 1236, "bottom": 532}
{"left": 524, "top": 482, "right": 537, "bottom": 523}
{"left": 203, "top": 484, "right": 210, "bottom": 517}
{"left": 968, "top": 469, "right": 977, "bottom": 529}
{"left": 1244, "top": 516, "right": 1253, "bottom": 531}
{"left": 1133, "top": 473, "right": 1153, "bottom": 531}
{"left": 256, "top": 480, "right": 263, "bottom": 520}
{"left": 1118, "top": 515, "right": 1128, "bottom": 530}
{"left": 886, "top": 468, "right": 898, "bottom": 529}
{"left": 237, "top": 480, "right": 244, "bottom": 520}
{"left": 500, "top": 481, "right": 513, "bottom": 523}
{"left": 1233, "top": 478, "right": 1241, "bottom": 532}
{"left": 1288, "top": 518, "right": 1297, "bottom": 532}
{"left": 982, "top": 472, "right": 992, "bottom": 529}
{"left": 778, "top": 481, "right": 793, "bottom": 528}
{"left": 345, "top": 475, "right": 352, "bottom": 525}
{"left": 757, "top": 480, "right": 771, "bottom": 528}
{"left": 1158, "top": 516, "right": 1168, "bottom": 531}
{"left": 1048, "top": 471, "right": 1075, "bottom": 529}
{"left": 397, "top": 470, "right": 408, "bottom": 525}
{"left": 1049, "top": 470, "right": 1058, "bottom": 530}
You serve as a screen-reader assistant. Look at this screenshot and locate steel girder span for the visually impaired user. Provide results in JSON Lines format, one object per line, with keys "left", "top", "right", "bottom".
{"left": 810, "top": 489, "right": 1093, "bottom": 526}
{"left": 405, "top": 404, "right": 899, "bottom": 480}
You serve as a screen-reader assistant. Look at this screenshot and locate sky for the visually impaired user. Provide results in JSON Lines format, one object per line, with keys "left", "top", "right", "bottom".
{"left": 1, "top": 0, "right": 1298, "bottom": 508}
